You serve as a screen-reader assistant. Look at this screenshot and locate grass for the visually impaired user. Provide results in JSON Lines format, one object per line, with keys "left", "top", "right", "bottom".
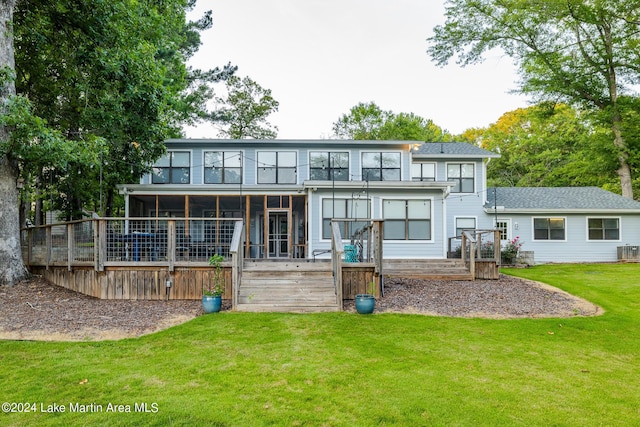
{"left": 1, "top": 263, "right": 639, "bottom": 426}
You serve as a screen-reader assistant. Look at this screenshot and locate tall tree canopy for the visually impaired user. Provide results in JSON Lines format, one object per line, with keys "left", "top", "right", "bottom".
{"left": 428, "top": 0, "right": 640, "bottom": 199}
{"left": 0, "top": 0, "right": 232, "bottom": 285}
{"left": 216, "top": 75, "right": 279, "bottom": 139}
{"left": 332, "top": 102, "right": 449, "bottom": 141}
{"left": 14, "top": 0, "right": 234, "bottom": 219}
{"left": 461, "top": 103, "right": 616, "bottom": 189}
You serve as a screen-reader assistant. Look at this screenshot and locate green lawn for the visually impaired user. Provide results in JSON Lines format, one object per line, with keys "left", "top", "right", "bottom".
{"left": 1, "top": 263, "right": 639, "bottom": 426}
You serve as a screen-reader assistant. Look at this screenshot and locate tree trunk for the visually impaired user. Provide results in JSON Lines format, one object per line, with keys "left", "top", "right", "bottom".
{"left": 0, "top": 0, "right": 29, "bottom": 286}
{"left": 612, "top": 120, "right": 634, "bottom": 199}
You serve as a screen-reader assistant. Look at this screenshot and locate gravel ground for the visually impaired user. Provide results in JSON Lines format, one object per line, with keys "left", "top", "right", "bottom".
{"left": 0, "top": 274, "right": 600, "bottom": 341}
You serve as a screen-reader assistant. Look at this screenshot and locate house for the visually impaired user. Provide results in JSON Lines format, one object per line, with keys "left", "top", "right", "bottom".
{"left": 118, "top": 139, "right": 640, "bottom": 264}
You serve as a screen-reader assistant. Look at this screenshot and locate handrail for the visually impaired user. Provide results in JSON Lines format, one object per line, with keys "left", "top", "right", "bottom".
{"left": 229, "top": 221, "right": 245, "bottom": 310}
{"left": 461, "top": 230, "right": 476, "bottom": 279}
{"left": 331, "top": 221, "right": 344, "bottom": 311}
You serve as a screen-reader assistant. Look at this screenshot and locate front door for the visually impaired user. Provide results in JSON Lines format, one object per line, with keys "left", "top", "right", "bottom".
{"left": 268, "top": 212, "right": 289, "bottom": 258}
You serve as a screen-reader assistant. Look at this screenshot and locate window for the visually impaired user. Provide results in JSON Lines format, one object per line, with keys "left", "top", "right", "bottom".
{"left": 447, "top": 163, "right": 474, "bottom": 193}
{"left": 456, "top": 217, "right": 476, "bottom": 237}
{"left": 257, "top": 151, "right": 297, "bottom": 184}
{"left": 588, "top": 218, "right": 620, "bottom": 240}
{"left": 534, "top": 218, "right": 565, "bottom": 240}
{"left": 204, "top": 151, "right": 242, "bottom": 184}
{"left": 383, "top": 199, "right": 431, "bottom": 240}
{"left": 412, "top": 162, "right": 436, "bottom": 181}
{"left": 309, "top": 152, "right": 349, "bottom": 181}
{"left": 322, "top": 198, "right": 370, "bottom": 239}
{"left": 152, "top": 151, "right": 190, "bottom": 184}
{"left": 362, "top": 152, "right": 401, "bottom": 181}
{"left": 494, "top": 220, "right": 510, "bottom": 242}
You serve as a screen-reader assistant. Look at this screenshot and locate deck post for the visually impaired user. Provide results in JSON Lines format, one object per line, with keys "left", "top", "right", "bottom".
{"left": 167, "top": 220, "right": 176, "bottom": 272}
{"left": 67, "top": 223, "right": 74, "bottom": 271}
{"left": 331, "top": 221, "right": 344, "bottom": 311}
{"left": 229, "top": 221, "right": 244, "bottom": 311}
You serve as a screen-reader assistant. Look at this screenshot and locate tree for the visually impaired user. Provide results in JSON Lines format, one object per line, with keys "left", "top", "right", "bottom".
{"left": 428, "top": 0, "right": 640, "bottom": 198}
{"left": 332, "top": 102, "right": 390, "bottom": 140}
{"left": 461, "top": 103, "right": 615, "bottom": 188}
{"left": 0, "top": 1, "right": 232, "bottom": 285}
{"left": 216, "top": 75, "right": 279, "bottom": 139}
{"left": 0, "top": 0, "right": 28, "bottom": 285}
{"left": 332, "top": 101, "right": 449, "bottom": 141}
{"left": 14, "top": 0, "right": 234, "bottom": 219}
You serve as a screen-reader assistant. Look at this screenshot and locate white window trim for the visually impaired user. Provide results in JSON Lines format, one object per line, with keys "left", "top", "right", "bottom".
{"left": 445, "top": 161, "right": 476, "bottom": 194}
{"left": 319, "top": 196, "right": 372, "bottom": 242}
{"left": 493, "top": 218, "right": 512, "bottom": 242}
{"left": 358, "top": 150, "right": 403, "bottom": 182}
{"left": 531, "top": 216, "right": 568, "bottom": 242}
{"left": 381, "top": 197, "right": 434, "bottom": 242}
{"left": 151, "top": 149, "right": 193, "bottom": 185}
{"left": 586, "top": 216, "right": 622, "bottom": 242}
{"left": 454, "top": 216, "right": 477, "bottom": 237}
{"left": 411, "top": 161, "right": 437, "bottom": 181}
{"left": 256, "top": 150, "right": 299, "bottom": 185}
{"left": 202, "top": 149, "right": 244, "bottom": 185}
{"left": 308, "top": 151, "right": 351, "bottom": 181}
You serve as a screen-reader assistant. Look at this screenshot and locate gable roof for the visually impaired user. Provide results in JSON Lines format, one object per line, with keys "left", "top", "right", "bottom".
{"left": 485, "top": 187, "right": 640, "bottom": 213}
{"left": 412, "top": 142, "right": 500, "bottom": 159}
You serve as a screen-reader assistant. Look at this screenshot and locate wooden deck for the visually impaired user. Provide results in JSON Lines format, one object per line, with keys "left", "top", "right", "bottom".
{"left": 21, "top": 218, "right": 500, "bottom": 312}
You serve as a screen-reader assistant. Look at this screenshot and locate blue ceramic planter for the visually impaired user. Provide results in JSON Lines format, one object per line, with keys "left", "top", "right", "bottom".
{"left": 355, "top": 294, "right": 375, "bottom": 314}
{"left": 202, "top": 295, "right": 222, "bottom": 313}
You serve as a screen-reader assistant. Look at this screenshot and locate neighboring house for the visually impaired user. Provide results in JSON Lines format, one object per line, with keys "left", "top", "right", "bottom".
{"left": 117, "top": 139, "right": 640, "bottom": 264}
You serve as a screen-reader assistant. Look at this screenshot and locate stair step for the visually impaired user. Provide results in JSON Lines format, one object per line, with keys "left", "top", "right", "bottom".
{"left": 236, "top": 303, "right": 340, "bottom": 313}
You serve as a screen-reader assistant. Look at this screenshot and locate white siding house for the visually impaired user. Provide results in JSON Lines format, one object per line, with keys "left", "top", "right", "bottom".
{"left": 118, "top": 139, "right": 640, "bottom": 264}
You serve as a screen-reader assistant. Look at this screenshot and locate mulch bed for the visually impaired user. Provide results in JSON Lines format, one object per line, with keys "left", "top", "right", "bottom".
{"left": 0, "top": 274, "right": 600, "bottom": 342}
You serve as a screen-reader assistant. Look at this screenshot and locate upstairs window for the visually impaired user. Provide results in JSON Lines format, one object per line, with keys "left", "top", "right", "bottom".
{"left": 447, "top": 163, "right": 474, "bottom": 193}
{"left": 588, "top": 218, "right": 620, "bottom": 240}
{"left": 152, "top": 151, "right": 190, "bottom": 184}
{"left": 204, "top": 151, "right": 242, "bottom": 184}
{"left": 534, "top": 218, "right": 565, "bottom": 240}
{"left": 309, "top": 152, "right": 349, "bottom": 181}
{"left": 412, "top": 162, "right": 436, "bottom": 181}
{"left": 362, "top": 152, "right": 401, "bottom": 181}
{"left": 257, "top": 151, "right": 297, "bottom": 184}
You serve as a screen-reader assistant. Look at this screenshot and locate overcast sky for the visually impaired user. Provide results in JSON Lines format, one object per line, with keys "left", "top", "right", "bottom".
{"left": 184, "top": 0, "right": 531, "bottom": 139}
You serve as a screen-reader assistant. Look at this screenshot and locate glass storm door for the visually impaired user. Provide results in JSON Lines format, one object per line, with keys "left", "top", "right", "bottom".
{"left": 268, "top": 212, "right": 289, "bottom": 258}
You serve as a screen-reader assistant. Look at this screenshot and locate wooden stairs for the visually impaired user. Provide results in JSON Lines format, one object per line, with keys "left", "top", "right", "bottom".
{"left": 236, "top": 260, "right": 339, "bottom": 313}
{"left": 382, "top": 259, "right": 474, "bottom": 280}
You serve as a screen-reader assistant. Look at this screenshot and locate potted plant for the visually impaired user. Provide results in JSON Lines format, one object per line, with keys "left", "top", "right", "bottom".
{"left": 202, "top": 254, "right": 225, "bottom": 313}
{"left": 355, "top": 280, "right": 376, "bottom": 314}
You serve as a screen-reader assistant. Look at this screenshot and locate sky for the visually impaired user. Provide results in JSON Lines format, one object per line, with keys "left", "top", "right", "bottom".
{"left": 184, "top": 0, "right": 531, "bottom": 139}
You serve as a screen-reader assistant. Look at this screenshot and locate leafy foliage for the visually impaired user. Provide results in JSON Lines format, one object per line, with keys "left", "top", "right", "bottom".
{"left": 12, "top": 0, "right": 234, "bottom": 219}
{"left": 428, "top": 0, "right": 640, "bottom": 198}
{"left": 215, "top": 75, "right": 279, "bottom": 139}
{"left": 332, "top": 101, "right": 450, "bottom": 141}
{"left": 462, "top": 103, "right": 618, "bottom": 189}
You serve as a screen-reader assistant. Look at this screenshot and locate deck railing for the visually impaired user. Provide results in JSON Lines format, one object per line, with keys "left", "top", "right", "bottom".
{"left": 22, "top": 217, "right": 244, "bottom": 271}
{"left": 229, "top": 221, "right": 244, "bottom": 310}
{"left": 448, "top": 229, "right": 502, "bottom": 266}
{"left": 330, "top": 219, "right": 384, "bottom": 301}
